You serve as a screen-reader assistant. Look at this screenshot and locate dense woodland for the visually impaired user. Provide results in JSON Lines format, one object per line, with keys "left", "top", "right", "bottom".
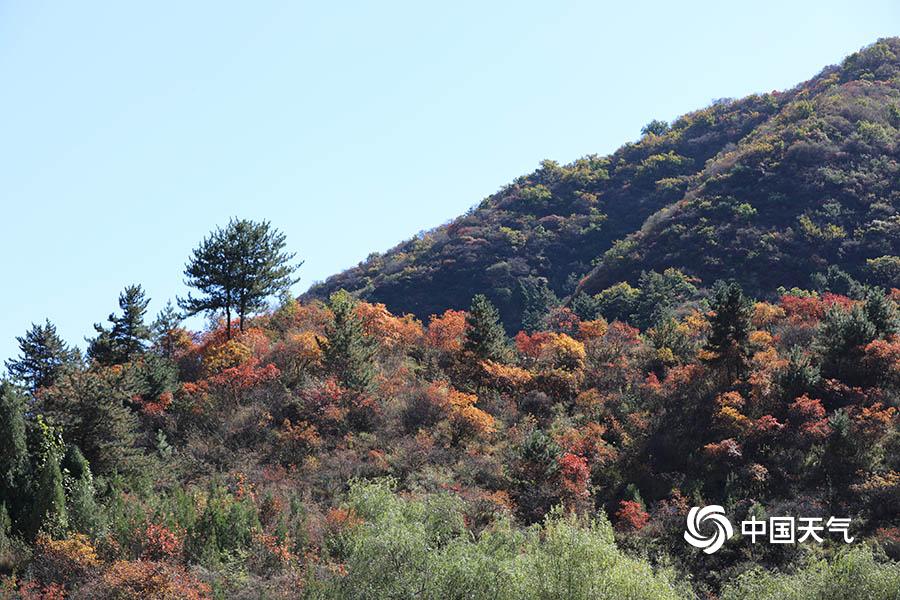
{"left": 2, "top": 40, "right": 900, "bottom": 600}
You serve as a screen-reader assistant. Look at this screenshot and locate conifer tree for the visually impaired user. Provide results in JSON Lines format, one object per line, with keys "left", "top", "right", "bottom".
{"left": 464, "top": 294, "right": 509, "bottom": 362}
{"left": 5, "top": 320, "right": 78, "bottom": 392}
{"left": 0, "top": 382, "right": 29, "bottom": 528}
{"left": 88, "top": 284, "right": 152, "bottom": 365}
{"left": 152, "top": 301, "right": 184, "bottom": 358}
{"left": 40, "top": 370, "right": 141, "bottom": 476}
{"left": 702, "top": 280, "right": 753, "bottom": 379}
{"left": 180, "top": 219, "right": 301, "bottom": 338}
{"left": 319, "top": 290, "right": 375, "bottom": 391}
{"left": 61, "top": 445, "right": 100, "bottom": 534}
{"left": 519, "top": 277, "right": 559, "bottom": 332}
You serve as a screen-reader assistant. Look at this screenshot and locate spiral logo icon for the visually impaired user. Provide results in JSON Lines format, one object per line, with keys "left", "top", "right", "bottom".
{"left": 684, "top": 505, "right": 733, "bottom": 554}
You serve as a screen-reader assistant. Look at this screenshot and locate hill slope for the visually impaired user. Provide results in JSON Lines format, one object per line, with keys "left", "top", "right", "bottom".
{"left": 306, "top": 39, "right": 900, "bottom": 328}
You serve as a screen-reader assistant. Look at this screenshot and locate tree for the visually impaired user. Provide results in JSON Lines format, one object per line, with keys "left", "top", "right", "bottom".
{"left": 518, "top": 276, "right": 559, "bottom": 333}
{"left": 318, "top": 290, "right": 375, "bottom": 392}
{"left": 88, "top": 285, "right": 152, "bottom": 365}
{"left": 39, "top": 369, "right": 142, "bottom": 476}
{"left": 641, "top": 119, "right": 670, "bottom": 136}
{"left": 29, "top": 416, "right": 67, "bottom": 538}
{"left": 180, "top": 219, "right": 301, "bottom": 338}
{"left": 464, "top": 294, "right": 509, "bottom": 362}
{"left": 0, "top": 381, "right": 29, "bottom": 528}
{"left": 61, "top": 445, "right": 100, "bottom": 535}
{"left": 152, "top": 301, "right": 185, "bottom": 358}
{"left": 5, "top": 320, "right": 78, "bottom": 392}
{"left": 703, "top": 280, "right": 753, "bottom": 379}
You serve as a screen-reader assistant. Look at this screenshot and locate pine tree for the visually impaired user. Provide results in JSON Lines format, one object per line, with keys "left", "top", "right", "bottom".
{"left": 180, "top": 219, "right": 301, "bottom": 338}
{"left": 570, "top": 291, "right": 601, "bottom": 321}
{"left": 318, "top": 290, "right": 375, "bottom": 391}
{"left": 464, "top": 294, "right": 509, "bottom": 362}
{"left": 88, "top": 285, "right": 152, "bottom": 365}
{"left": 5, "top": 320, "right": 79, "bottom": 392}
{"left": 152, "top": 301, "right": 184, "bottom": 358}
{"left": 863, "top": 287, "right": 899, "bottom": 338}
{"left": 0, "top": 382, "right": 29, "bottom": 529}
{"left": 702, "top": 280, "right": 753, "bottom": 379}
{"left": 519, "top": 277, "right": 559, "bottom": 332}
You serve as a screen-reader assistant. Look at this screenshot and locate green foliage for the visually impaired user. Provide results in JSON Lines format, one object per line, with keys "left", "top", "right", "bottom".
{"left": 40, "top": 368, "right": 142, "bottom": 477}
{"left": 320, "top": 290, "right": 376, "bottom": 392}
{"left": 180, "top": 218, "right": 301, "bottom": 336}
{"left": 61, "top": 445, "right": 102, "bottom": 535}
{"left": 816, "top": 304, "right": 877, "bottom": 384}
{"left": 721, "top": 547, "right": 900, "bottom": 600}
{"left": 519, "top": 277, "right": 559, "bottom": 332}
{"left": 464, "top": 295, "right": 510, "bottom": 362}
{"left": 641, "top": 119, "right": 670, "bottom": 136}
{"left": 88, "top": 284, "right": 152, "bottom": 365}
{"left": 312, "top": 480, "right": 687, "bottom": 600}
{"left": 703, "top": 280, "right": 753, "bottom": 378}
{"left": 595, "top": 282, "right": 640, "bottom": 323}
{"left": 5, "top": 320, "right": 79, "bottom": 392}
{"left": 29, "top": 416, "right": 67, "bottom": 538}
{"left": 0, "top": 382, "right": 29, "bottom": 530}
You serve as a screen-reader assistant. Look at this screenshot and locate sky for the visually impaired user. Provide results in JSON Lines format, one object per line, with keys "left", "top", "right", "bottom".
{"left": 1, "top": 1, "right": 898, "bottom": 365}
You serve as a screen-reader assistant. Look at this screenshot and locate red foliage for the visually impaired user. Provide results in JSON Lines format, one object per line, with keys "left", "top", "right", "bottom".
{"left": 703, "top": 438, "right": 743, "bottom": 460}
{"left": 558, "top": 452, "right": 590, "bottom": 499}
{"left": 615, "top": 500, "right": 650, "bottom": 531}
{"left": 140, "top": 523, "right": 184, "bottom": 561}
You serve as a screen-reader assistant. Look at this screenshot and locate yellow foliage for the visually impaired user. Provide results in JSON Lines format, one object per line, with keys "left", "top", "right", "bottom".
{"left": 203, "top": 339, "right": 252, "bottom": 375}
{"left": 716, "top": 405, "right": 752, "bottom": 434}
{"left": 481, "top": 360, "right": 533, "bottom": 388}
{"left": 578, "top": 319, "right": 608, "bottom": 340}
{"left": 539, "top": 333, "right": 586, "bottom": 371}
{"left": 752, "top": 302, "right": 785, "bottom": 328}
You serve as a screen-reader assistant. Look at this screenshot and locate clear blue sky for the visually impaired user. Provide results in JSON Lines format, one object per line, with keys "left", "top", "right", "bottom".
{"left": 1, "top": 1, "right": 898, "bottom": 365}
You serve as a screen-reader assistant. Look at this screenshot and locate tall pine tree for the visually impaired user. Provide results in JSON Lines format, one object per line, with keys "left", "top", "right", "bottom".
{"left": 180, "top": 219, "right": 301, "bottom": 337}
{"left": 5, "top": 320, "right": 78, "bottom": 392}
{"left": 88, "top": 284, "right": 152, "bottom": 365}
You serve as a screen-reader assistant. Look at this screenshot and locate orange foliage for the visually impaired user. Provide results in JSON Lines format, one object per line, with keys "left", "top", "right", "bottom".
{"left": 98, "top": 560, "right": 211, "bottom": 600}
{"left": 577, "top": 318, "right": 608, "bottom": 341}
{"left": 480, "top": 360, "right": 533, "bottom": 389}
{"left": 140, "top": 524, "right": 183, "bottom": 561}
{"left": 425, "top": 309, "right": 467, "bottom": 352}
{"left": 356, "top": 302, "right": 423, "bottom": 350}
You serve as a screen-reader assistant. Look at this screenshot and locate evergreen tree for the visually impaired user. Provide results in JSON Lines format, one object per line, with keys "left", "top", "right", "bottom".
{"left": 464, "top": 294, "right": 509, "bottom": 362}
{"left": 319, "top": 290, "right": 375, "bottom": 392}
{"left": 702, "top": 280, "right": 753, "bottom": 379}
{"left": 816, "top": 304, "right": 877, "bottom": 386}
{"left": 40, "top": 369, "right": 141, "bottom": 476}
{"left": 152, "top": 301, "right": 184, "bottom": 358}
{"left": 61, "top": 445, "right": 101, "bottom": 534}
{"left": 180, "top": 219, "right": 301, "bottom": 338}
{"left": 88, "top": 284, "right": 152, "bottom": 365}
{"left": 29, "top": 416, "right": 67, "bottom": 538}
{"left": 518, "top": 277, "right": 559, "bottom": 332}
{"left": 863, "top": 287, "right": 899, "bottom": 338}
{"left": 570, "top": 291, "right": 601, "bottom": 321}
{"left": 0, "top": 382, "right": 29, "bottom": 529}
{"left": 5, "top": 320, "right": 78, "bottom": 392}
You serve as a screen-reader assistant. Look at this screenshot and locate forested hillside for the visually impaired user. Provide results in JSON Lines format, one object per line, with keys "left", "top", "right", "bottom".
{"left": 1, "top": 40, "right": 900, "bottom": 600}
{"left": 308, "top": 38, "right": 900, "bottom": 331}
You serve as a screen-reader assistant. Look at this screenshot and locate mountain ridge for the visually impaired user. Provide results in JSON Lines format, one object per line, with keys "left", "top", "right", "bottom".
{"left": 306, "top": 38, "right": 900, "bottom": 328}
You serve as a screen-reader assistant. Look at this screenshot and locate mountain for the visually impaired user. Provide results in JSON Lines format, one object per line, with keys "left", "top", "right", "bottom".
{"left": 307, "top": 38, "right": 900, "bottom": 328}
